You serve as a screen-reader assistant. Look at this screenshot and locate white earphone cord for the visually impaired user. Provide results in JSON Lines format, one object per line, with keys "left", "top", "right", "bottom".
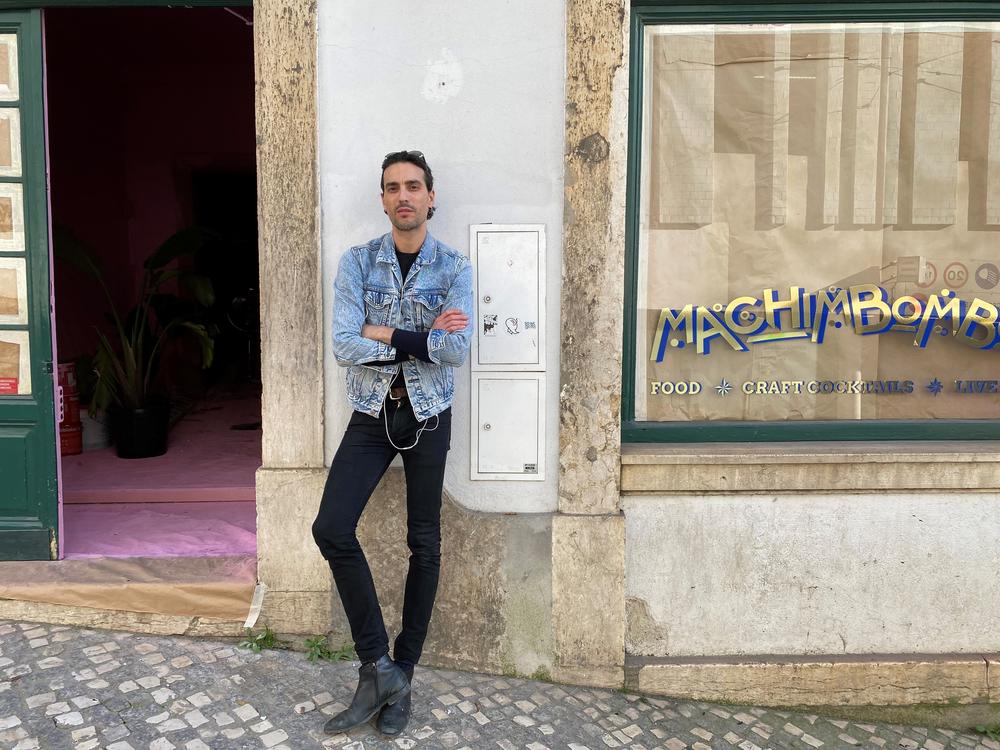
{"left": 383, "top": 397, "right": 439, "bottom": 451}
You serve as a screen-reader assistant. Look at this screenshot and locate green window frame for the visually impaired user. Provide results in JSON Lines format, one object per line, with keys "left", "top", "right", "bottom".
{"left": 623, "top": 0, "right": 1000, "bottom": 442}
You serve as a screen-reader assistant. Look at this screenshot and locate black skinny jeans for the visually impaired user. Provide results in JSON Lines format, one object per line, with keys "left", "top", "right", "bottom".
{"left": 312, "top": 400, "right": 451, "bottom": 673}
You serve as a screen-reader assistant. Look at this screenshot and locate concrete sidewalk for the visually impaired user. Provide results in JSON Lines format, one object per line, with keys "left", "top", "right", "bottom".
{"left": 0, "top": 619, "right": 995, "bottom": 750}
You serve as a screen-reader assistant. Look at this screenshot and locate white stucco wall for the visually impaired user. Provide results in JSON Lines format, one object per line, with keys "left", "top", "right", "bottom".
{"left": 625, "top": 494, "right": 1000, "bottom": 657}
{"left": 317, "top": 1, "right": 565, "bottom": 513}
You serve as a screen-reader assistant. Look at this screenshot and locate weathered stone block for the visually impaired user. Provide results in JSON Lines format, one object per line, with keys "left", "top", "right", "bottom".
{"left": 257, "top": 590, "right": 333, "bottom": 636}
{"left": 0, "top": 600, "right": 243, "bottom": 638}
{"left": 552, "top": 514, "right": 625, "bottom": 672}
{"left": 255, "top": 467, "right": 329, "bottom": 594}
{"left": 551, "top": 664, "right": 623, "bottom": 690}
{"left": 621, "top": 442, "right": 1000, "bottom": 493}
{"left": 636, "top": 658, "right": 990, "bottom": 707}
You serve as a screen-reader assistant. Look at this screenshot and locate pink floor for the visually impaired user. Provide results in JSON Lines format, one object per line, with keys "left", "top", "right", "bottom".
{"left": 62, "top": 501, "right": 257, "bottom": 558}
{"left": 59, "top": 392, "right": 261, "bottom": 560}
{"left": 61, "top": 392, "right": 262, "bottom": 503}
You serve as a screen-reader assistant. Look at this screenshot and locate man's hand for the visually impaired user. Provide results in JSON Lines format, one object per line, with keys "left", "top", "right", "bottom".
{"left": 432, "top": 309, "right": 469, "bottom": 332}
{"left": 361, "top": 324, "right": 394, "bottom": 344}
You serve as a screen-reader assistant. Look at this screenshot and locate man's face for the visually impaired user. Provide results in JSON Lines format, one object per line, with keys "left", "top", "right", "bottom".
{"left": 381, "top": 162, "right": 435, "bottom": 232}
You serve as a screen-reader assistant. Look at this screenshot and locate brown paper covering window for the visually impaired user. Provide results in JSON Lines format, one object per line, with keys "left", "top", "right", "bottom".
{"left": 638, "top": 23, "right": 1000, "bottom": 423}
{"left": 0, "top": 339, "right": 18, "bottom": 380}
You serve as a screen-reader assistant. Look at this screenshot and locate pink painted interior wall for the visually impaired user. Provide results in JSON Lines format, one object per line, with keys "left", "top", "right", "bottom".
{"left": 45, "top": 7, "right": 255, "bottom": 362}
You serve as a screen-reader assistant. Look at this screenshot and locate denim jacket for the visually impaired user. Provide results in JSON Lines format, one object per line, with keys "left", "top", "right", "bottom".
{"left": 333, "top": 231, "right": 474, "bottom": 419}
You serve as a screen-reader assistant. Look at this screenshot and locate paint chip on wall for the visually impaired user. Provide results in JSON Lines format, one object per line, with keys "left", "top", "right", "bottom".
{"left": 422, "top": 48, "right": 463, "bottom": 103}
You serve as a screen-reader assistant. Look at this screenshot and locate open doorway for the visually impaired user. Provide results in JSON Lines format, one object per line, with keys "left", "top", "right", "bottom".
{"left": 45, "top": 7, "right": 259, "bottom": 568}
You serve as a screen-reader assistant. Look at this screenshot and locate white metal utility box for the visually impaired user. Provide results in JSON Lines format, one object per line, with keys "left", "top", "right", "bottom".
{"left": 469, "top": 224, "right": 546, "bottom": 481}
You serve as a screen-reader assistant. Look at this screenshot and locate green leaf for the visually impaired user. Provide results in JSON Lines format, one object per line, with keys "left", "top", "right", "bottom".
{"left": 95, "top": 320, "right": 148, "bottom": 410}
{"left": 144, "top": 226, "right": 213, "bottom": 271}
{"left": 180, "top": 272, "right": 216, "bottom": 307}
{"left": 93, "top": 331, "right": 127, "bottom": 410}
{"left": 177, "top": 321, "right": 215, "bottom": 369}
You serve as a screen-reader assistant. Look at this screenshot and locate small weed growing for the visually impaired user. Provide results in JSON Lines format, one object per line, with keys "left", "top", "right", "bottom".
{"left": 305, "top": 635, "right": 356, "bottom": 663}
{"left": 977, "top": 725, "right": 1000, "bottom": 742}
{"left": 530, "top": 666, "right": 552, "bottom": 683}
{"left": 239, "top": 625, "right": 280, "bottom": 653}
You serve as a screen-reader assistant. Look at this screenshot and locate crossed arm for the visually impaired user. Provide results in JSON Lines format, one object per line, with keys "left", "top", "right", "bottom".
{"left": 361, "top": 309, "right": 469, "bottom": 358}
{"left": 332, "top": 249, "right": 473, "bottom": 368}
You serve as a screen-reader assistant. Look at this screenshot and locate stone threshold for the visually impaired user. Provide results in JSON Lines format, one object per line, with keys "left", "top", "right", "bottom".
{"left": 622, "top": 441, "right": 1000, "bottom": 493}
{"left": 0, "top": 599, "right": 245, "bottom": 638}
{"left": 625, "top": 653, "right": 1000, "bottom": 707}
{"left": 0, "top": 554, "right": 256, "bottom": 637}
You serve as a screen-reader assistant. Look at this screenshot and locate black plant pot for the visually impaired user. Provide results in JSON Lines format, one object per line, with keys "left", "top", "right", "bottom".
{"left": 110, "top": 399, "right": 170, "bottom": 459}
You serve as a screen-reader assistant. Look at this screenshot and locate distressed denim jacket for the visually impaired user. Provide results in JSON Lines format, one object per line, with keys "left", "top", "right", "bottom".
{"left": 333, "top": 231, "right": 474, "bottom": 420}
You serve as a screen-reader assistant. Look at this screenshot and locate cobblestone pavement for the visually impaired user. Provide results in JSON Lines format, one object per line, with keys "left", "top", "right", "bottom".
{"left": 0, "top": 620, "right": 996, "bottom": 750}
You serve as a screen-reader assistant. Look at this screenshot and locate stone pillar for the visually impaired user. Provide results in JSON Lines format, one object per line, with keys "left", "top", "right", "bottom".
{"left": 911, "top": 30, "right": 963, "bottom": 225}
{"left": 823, "top": 26, "right": 846, "bottom": 225}
{"left": 560, "top": 1, "right": 625, "bottom": 519}
{"left": 653, "top": 31, "right": 715, "bottom": 225}
{"left": 254, "top": 0, "right": 331, "bottom": 633}
{"left": 555, "top": 0, "right": 629, "bottom": 688}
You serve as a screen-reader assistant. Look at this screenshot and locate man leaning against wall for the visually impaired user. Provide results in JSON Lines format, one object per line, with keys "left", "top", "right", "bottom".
{"left": 312, "top": 151, "right": 474, "bottom": 737}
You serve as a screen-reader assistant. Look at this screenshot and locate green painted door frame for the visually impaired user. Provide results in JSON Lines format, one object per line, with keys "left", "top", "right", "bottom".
{"left": 0, "top": 9, "right": 56, "bottom": 560}
{"left": 623, "top": 0, "right": 1000, "bottom": 442}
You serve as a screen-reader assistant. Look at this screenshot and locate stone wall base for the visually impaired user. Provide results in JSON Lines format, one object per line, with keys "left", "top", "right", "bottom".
{"left": 631, "top": 655, "right": 999, "bottom": 706}
{"left": 259, "top": 467, "right": 555, "bottom": 678}
{"left": 552, "top": 664, "right": 625, "bottom": 690}
{"left": 257, "top": 590, "right": 334, "bottom": 636}
{"left": 0, "top": 599, "right": 245, "bottom": 638}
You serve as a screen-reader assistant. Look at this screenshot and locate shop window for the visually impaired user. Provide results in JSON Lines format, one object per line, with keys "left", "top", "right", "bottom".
{"left": 625, "top": 5, "right": 1000, "bottom": 441}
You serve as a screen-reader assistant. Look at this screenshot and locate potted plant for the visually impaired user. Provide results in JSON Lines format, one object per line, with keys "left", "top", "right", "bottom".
{"left": 56, "top": 227, "right": 216, "bottom": 458}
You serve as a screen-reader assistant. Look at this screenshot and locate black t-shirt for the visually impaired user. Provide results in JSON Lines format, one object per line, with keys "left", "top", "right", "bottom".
{"left": 396, "top": 249, "right": 418, "bottom": 280}
{"left": 357, "top": 250, "right": 432, "bottom": 386}
{"left": 388, "top": 250, "right": 428, "bottom": 390}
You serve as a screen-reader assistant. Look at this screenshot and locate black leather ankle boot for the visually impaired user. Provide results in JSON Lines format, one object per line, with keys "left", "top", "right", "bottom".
{"left": 323, "top": 654, "right": 410, "bottom": 734}
{"left": 376, "top": 673, "right": 412, "bottom": 736}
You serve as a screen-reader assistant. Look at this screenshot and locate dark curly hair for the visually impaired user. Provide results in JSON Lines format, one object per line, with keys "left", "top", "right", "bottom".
{"left": 381, "top": 150, "right": 435, "bottom": 219}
